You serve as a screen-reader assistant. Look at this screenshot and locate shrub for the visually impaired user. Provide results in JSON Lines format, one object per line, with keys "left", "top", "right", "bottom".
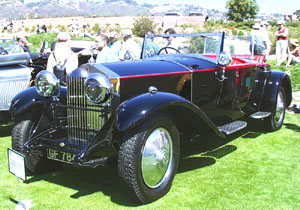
{"left": 31, "top": 25, "right": 36, "bottom": 33}
{"left": 132, "top": 17, "right": 156, "bottom": 37}
{"left": 238, "top": 30, "right": 244, "bottom": 36}
{"left": 232, "top": 29, "right": 238, "bottom": 35}
{"left": 92, "top": 23, "right": 100, "bottom": 34}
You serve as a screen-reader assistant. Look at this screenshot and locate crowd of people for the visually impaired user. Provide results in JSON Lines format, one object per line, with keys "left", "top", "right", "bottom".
{"left": 250, "top": 19, "right": 300, "bottom": 68}
{"left": 5, "top": 20, "right": 300, "bottom": 84}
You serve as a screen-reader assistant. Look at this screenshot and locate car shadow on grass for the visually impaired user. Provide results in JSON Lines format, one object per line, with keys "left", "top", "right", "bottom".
{"left": 22, "top": 124, "right": 271, "bottom": 207}
{"left": 0, "top": 123, "right": 13, "bottom": 138}
{"left": 177, "top": 120, "right": 267, "bottom": 174}
{"left": 25, "top": 164, "right": 141, "bottom": 207}
{"left": 284, "top": 123, "right": 300, "bottom": 132}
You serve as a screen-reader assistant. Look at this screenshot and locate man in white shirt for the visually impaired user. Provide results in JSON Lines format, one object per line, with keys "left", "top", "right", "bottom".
{"left": 119, "top": 29, "right": 141, "bottom": 61}
{"left": 250, "top": 23, "right": 266, "bottom": 55}
{"left": 260, "top": 21, "right": 271, "bottom": 59}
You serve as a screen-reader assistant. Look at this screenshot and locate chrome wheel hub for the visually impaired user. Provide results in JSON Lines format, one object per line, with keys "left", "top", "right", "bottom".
{"left": 141, "top": 127, "right": 173, "bottom": 188}
{"left": 275, "top": 91, "right": 284, "bottom": 124}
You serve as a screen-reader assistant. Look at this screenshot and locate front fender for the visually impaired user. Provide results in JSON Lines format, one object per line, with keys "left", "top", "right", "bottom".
{"left": 261, "top": 71, "right": 292, "bottom": 111}
{"left": 115, "top": 91, "right": 225, "bottom": 138}
{"left": 9, "top": 86, "right": 67, "bottom": 118}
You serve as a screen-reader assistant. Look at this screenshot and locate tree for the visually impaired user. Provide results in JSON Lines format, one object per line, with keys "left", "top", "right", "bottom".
{"left": 132, "top": 17, "right": 156, "bottom": 37}
{"left": 226, "top": 0, "right": 259, "bottom": 22}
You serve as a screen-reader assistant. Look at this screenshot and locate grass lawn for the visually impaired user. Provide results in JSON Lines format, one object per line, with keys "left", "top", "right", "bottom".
{"left": 0, "top": 112, "right": 300, "bottom": 209}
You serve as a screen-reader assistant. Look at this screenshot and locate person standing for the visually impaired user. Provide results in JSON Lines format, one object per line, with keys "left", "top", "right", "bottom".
{"left": 260, "top": 21, "right": 271, "bottom": 59}
{"left": 164, "top": 28, "right": 181, "bottom": 52}
{"left": 249, "top": 23, "right": 266, "bottom": 55}
{"left": 275, "top": 20, "right": 289, "bottom": 66}
{"left": 95, "top": 34, "right": 119, "bottom": 63}
{"left": 108, "top": 31, "right": 122, "bottom": 57}
{"left": 119, "top": 29, "right": 141, "bottom": 61}
{"left": 46, "top": 32, "right": 78, "bottom": 85}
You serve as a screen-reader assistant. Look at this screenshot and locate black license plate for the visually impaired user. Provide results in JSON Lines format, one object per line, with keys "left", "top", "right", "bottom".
{"left": 47, "top": 148, "right": 76, "bottom": 163}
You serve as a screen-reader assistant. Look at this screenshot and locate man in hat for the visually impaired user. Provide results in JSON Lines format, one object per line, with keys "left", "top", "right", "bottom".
{"left": 119, "top": 29, "right": 141, "bottom": 61}
{"left": 275, "top": 20, "right": 289, "bottom": 66}
{"left": 286, "top": 39, "right": 300, "bottom": 67}
{"left": 108, "top": 31, "right": 122, "bottom": 57}
{"left": 249, "top": 23, "right": 266, "bottom": 55}
{"left": 260, "top": 21, "right": 271, "bottom": 58}
{"left": 95, "top": 34, "right": 119, "bottom": 63}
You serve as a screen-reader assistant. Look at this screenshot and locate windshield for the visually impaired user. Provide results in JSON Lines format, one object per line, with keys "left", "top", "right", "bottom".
{"left": 0, "top": 39, "right": 16, "bottom": 52}
{"left": 224, "top": 35, "right": 265, "bottom": 59}
{"left": 142, "top": 32, "right": 223, "bottom": 59}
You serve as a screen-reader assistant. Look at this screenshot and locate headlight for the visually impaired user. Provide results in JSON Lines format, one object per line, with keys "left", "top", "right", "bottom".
{"left": 84, "top": 73, "right": 111, "bottom": 104}
{"left": 35, "top": 70, "right": 59, "bottom": 97}
{"left": 218, "top": 51, "right": 232, "bottom": 66}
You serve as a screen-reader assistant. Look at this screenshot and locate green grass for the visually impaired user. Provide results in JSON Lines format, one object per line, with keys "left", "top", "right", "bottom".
{"left": 268, "top": 61, "right": 300, "bottom": 92}
{"left": 1, "top": 113, "right": 300, "bottom": 209}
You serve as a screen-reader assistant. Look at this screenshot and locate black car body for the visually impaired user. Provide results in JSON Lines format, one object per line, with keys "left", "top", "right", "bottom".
{"left": 9, "top": 32, "right": 292, "bottom": 203}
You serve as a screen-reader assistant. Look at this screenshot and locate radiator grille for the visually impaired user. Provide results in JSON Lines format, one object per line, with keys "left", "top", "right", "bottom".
{"left": 67, "top": 76, "right": 108, "bottom": 147}
{"left": 0, "top": 79, "right": 30, "bottom": 110}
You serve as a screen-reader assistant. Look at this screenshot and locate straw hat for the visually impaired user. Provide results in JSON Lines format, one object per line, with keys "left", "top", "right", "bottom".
{"left": 122, "top": 29, "right": 133, "bottom": 37}
{"left": 260, "top": 21, "right": 269, "bottom": 26}
{"left": 252, "top": 23, "right": 261, "bottom": 29}
{"left": 290, "top": 39, "right": 299, "bottom": 47}
{"left": 57, "top": 32, "right": 71, "bottom": 42}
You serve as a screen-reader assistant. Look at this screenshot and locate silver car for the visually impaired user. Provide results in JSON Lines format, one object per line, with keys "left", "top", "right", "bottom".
{"left": 0, "top": 38, "right": 31, "bottom": 123}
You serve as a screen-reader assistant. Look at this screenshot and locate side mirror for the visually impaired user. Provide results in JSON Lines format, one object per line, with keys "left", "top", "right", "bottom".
{"left": 218, "top": 51, "right": 232, "bottom": 66}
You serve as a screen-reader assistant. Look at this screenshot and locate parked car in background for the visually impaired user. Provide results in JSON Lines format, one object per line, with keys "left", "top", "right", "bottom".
{"left": 0, "top": 38, "right": 32, "bottom": 123}
{"left": 0, "top": 38, "right": 95, "bottom": 123}
{"left": 9, "top": 32, "right": 292, "bottom": 203}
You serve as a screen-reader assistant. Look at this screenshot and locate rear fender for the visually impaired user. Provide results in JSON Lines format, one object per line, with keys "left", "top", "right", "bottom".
{"left": 9, "top": 87, "right": 67, "bottom": 118}
{"left": 260, "top": 71, "right": 292, "bottom": 111}
{"left": 115, "top": 92, "right": 225, "bottom": 138}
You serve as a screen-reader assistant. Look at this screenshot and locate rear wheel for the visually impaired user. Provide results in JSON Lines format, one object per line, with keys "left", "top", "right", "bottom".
{"left": 12, "top": 115, "right": 60, "bottom": 175}
{"left": 118, "top": 115, "right": 179, "bottom": 203}
{"left": 264, "top": 86, "right": 286, "bottom": 131}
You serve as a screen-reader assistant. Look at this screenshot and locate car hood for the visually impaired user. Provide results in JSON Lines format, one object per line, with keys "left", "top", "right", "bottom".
{"left": 99, "top": 56, "right": 217, "bottom": 78}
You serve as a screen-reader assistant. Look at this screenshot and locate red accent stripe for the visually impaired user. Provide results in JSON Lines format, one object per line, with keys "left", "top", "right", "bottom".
{"left": 120, "top": 64, "right": 269, "bottom": 80}
{"left": 120, "top": 71, "right": 191, "bottom": 80}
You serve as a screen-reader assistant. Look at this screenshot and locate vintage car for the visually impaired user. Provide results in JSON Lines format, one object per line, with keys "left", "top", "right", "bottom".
{"left": 0, "top": 38, "right": 32, "bottom": 123}
{"left": 9, "top": 32, "right": 292, "bottom": 203}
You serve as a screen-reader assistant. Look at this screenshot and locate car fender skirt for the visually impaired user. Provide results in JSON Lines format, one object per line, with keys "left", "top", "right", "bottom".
{"left": 115, "top": 92, "right": 225, "bottom": 138}
{"left": 9, "top": 87, "right": 67, "bottom": 118}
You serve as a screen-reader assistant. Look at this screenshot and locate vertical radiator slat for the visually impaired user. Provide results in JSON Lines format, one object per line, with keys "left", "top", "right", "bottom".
{"left": 67, "top": 76, "right": 108, "bottom": 147}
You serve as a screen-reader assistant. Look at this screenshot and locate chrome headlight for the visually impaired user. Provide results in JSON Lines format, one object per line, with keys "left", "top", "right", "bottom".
{"left": 35, "top": 70, "right": 59, "bottom": 97}
{"left": 218, "top": 51, "right": 232, "bottom": 66}
{"left": 84, "top": 73, "right": 111, "bottom": 104}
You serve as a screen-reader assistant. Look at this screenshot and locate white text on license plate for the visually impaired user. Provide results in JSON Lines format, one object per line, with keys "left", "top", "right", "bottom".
{"left": 47, "top": 148, "right": 76, "bottom": 163}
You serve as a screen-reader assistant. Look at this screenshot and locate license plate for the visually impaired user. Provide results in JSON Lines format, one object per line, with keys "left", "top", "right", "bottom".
{"left": 47, "top": 148, "right": 76, "bottom": 163}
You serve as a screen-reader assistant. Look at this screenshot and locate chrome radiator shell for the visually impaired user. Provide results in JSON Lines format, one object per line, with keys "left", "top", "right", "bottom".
{"left": 66, "top": 76, "right": 109, "bottom": 147}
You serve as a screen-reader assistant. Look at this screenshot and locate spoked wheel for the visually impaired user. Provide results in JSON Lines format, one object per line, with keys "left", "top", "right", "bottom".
{"left": 264, "top": 86, "right": 286, "bottom": 131}
{"left": 118, "top": 115, "right": 179, "bottom": 203}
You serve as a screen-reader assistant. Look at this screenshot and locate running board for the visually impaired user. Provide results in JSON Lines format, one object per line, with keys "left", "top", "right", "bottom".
{"left": 218, "top": 121, "right": 247, "bottom": 135}
{"left": 249, "top": 111, "right": 271, "bottom": 119}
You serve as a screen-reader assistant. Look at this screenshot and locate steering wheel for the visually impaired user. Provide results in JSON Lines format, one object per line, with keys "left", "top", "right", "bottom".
{"left": 157, "top": 46, "right": 181, "bottom": 55}
{"left": 0, "top": 47, "right": 8, "bottom": 55}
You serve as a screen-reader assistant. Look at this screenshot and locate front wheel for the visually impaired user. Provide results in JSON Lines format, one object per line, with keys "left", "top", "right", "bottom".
{"left": 12, "top": 115, "right": 60, "bottom": 175}
{"left": 118, "top": 115, "right": 180, "bottom": 203}
{"left": 264, "top": 86, "right": 286, "bottom": 131}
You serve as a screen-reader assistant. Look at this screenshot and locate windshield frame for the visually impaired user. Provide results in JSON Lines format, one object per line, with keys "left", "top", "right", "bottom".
{"left": 141, "top": 32, "right": 224, "bottom": 59}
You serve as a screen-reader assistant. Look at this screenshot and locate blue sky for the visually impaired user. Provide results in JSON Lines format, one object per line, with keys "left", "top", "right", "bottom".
{"left": 136, "top": 0, "right": 299, "bottom": 14}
